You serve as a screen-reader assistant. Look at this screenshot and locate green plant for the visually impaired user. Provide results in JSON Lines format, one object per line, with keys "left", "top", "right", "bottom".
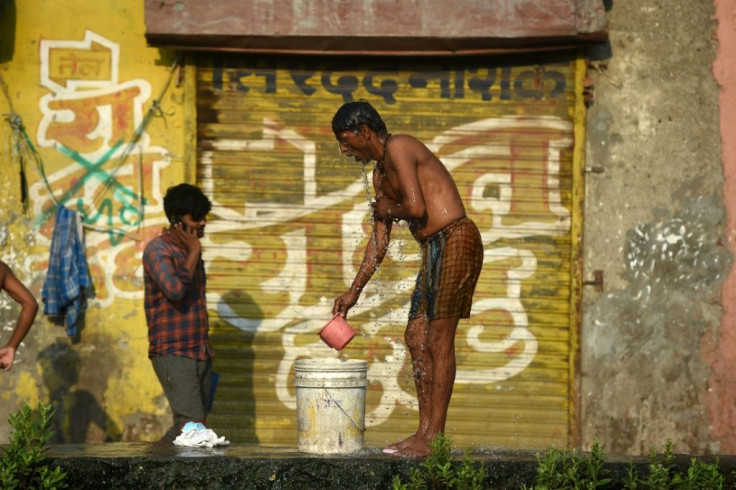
{"left": 679, "top": 457, "right": 724, "bottom": 489}
{"left": 643, "top": 441, "right": 675, "bottom": 488}
{"left": 525, "top": 440, "right": 611, "bottom": 490}
{"left": 455, "top": 452, "right": 488, "bottom": 490}
{"left": 622, "top": 463, "right": 639, "bottom": 490}
{"left": 391, "top": 433, "right": 487, "bottom": 490}
{"left": 622, "top": 440, "right": 724, "bottom": 490}
{"left": 0, "top": 402, "right": 67, "bottom": 489}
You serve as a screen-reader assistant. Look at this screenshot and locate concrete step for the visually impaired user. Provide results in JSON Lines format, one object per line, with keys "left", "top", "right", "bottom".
{"left": 39, "top": 443, "right": 736, "bottom": 489}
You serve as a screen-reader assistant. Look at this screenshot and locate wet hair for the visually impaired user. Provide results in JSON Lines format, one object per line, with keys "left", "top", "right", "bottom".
{"left": 331, "top": 101, "right": 388, "bottom": 137}
{"left": 163, "top": 183, "right": 212, "bottom": 223}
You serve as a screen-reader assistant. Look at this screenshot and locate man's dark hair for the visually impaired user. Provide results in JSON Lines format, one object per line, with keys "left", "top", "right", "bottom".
{"left": 163, "top": 184, "right": 212, "bottom": 223}
{"left": 332, "top": 101, "right": 388, "bottom": 137}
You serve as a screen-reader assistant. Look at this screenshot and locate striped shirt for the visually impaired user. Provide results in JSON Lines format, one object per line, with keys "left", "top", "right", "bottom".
{"left": 143, "top": 229, "right": 211, "bottom": 361}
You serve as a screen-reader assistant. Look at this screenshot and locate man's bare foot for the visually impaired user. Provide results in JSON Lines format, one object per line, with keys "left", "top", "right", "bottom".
{"left": 393, "top": 438, "right": 432, "bottom": 459}
{"left": 382, "top": 434, "right": 420, "bottom": 454}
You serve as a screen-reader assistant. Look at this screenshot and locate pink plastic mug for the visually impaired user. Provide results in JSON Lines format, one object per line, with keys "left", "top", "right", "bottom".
{"left": 319, "top": 315, "right": 356, "bottom": 350}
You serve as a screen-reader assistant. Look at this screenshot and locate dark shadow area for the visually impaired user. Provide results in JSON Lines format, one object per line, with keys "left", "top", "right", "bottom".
{"left": 0, "top": 0, "right": 15, "bottom": 63}
{"left": 45, "top": 312, "right": 85, "bottom": 344}
{"left": 152, "top": 48, "right": 182, "bottom": 69}
{"left": 207, "top": 291, "right": 261, "bottom": 444}
{"left": 588, "top": 0, "right": 614, "bottom": 61}
{"left": 588, "top": 41, "right": 613, "bottom": 62}
{"left": 38, "top": 341, "right": 122, "bottom": 443}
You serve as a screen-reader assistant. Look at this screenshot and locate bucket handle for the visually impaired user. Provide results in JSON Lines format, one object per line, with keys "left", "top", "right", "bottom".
{"left": 323, "top": 387, "right": 365, "bottom": 432}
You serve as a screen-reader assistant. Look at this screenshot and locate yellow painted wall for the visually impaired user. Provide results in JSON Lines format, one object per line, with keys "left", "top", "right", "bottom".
{"left": 0, "top": 0, "right": 189, "bottom": 441}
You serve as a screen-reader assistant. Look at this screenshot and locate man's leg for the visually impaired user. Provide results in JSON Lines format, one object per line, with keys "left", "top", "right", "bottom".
{"left": 384, "top": 315, "right": 431, "bottom": 452}
{"left": 426, "top": 316, "right": 459, "bottom": 436}
{"left": 398, "top": 316, "right": 459, "bottom": 458}
{"left": 151, "top": 355, "right": 211, "bottom": 442}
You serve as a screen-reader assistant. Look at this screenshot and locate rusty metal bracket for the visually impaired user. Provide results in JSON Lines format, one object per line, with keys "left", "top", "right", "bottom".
{"left": 583, "top": 270, "right": 604, "bottom": 292}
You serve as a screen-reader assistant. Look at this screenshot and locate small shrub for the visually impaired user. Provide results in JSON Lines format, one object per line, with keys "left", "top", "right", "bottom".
{"left": 525, "top": 440, "right": 611, "bottom": 490}
{"left": 455, "top": 452, "right": 488, "bottom": 490}
{"left": 528, "top": 439, "right": 726, "bottom": 490}
{"left": 680, "top": 457, "right": 724, "bottom": 489}
{"left": 391, "top": 434, "right": 487, "bottom": 490}
{"left": 0, "top": 402, "right": 67, "bottom": 490}
{"left": 623, "top": 440, "right": 724, "bottom": 490}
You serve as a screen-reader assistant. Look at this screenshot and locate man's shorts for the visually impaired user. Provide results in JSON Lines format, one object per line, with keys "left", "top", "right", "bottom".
{"left": 409, "top": 216, "right": 484, "bottom": 321}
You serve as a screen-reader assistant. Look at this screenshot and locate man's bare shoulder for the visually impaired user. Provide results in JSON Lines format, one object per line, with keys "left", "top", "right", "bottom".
{"left": 388, "top": 134, "right": 434, "bottom": 158}
{"left": 390, "top": 133, "right": 425, "bottom": 146}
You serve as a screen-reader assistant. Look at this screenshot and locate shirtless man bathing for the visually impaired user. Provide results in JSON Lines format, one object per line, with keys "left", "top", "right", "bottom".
{"left": 331, "top": 101, "right": 484, "bottom": 458}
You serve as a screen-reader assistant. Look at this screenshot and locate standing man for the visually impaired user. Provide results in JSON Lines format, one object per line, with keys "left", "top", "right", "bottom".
{"left": 331, "top": 101, "right": 484, "bottom": 458}
{"left": 0, "top": 260, "right": 38, "bottom": 371}
{"left": 143, "top": 183, "right": 223, "bottom": 445}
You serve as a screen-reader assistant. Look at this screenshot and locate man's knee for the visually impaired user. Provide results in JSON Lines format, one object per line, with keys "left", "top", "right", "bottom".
{"left": 404, "top": 317, "right": 427, "bottom": 349}
{"left": 428, "top": 317, "right": 459, "bottom": 349}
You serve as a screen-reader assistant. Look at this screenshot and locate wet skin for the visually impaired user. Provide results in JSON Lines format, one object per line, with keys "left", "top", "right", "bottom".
{"left": 0, "top": 261, "right": 38, "bottom": 371}
{"left": 333, "top": 124, "right": 469, "bottom": 458}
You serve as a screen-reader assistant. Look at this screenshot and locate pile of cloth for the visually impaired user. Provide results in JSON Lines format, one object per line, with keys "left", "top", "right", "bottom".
{"left": 173, "top": 422, "right": 230, "bottom": 448}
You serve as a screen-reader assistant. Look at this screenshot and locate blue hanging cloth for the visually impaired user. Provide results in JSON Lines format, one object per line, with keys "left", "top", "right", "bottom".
{"left": 42, "top": 205, "right": 91, "bottom": 338}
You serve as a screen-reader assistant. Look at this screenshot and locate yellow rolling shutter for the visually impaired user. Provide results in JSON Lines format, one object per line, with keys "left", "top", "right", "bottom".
{"left": 196, "top": 52, "right": 583, "bottom": 449}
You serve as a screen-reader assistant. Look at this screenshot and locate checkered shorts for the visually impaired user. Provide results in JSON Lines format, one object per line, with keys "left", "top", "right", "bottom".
{"left": 409, "top": 217, "right": 484, "bottom": 321}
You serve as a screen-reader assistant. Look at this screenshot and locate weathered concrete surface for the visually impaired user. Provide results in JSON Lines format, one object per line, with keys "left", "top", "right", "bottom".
{"left": 143, "top": 0, "right": 608, "bottom": 55}
{"left": 581, "top": 0, "right": 731, "bottom": 456}
{"left": 41, "top": 443, "right": 736, "bottom": 489}
{"left": 45, "top": 443, "right": 538, "bottom": 489}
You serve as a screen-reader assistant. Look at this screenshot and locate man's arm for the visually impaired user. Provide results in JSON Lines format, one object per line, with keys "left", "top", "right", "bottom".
{"left": 0, "top": 263, "right": 39, "bottom": 371}
{"left": 332, "top": 216, "right": 392, "bottom": 319}
{"left": 143, "top": 237, "right": 199, "bottom": 302}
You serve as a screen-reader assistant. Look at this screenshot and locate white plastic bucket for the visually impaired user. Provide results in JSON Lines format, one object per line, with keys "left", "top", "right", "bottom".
{"left": 295, "top": 358, "right": 368, "bottom": 454}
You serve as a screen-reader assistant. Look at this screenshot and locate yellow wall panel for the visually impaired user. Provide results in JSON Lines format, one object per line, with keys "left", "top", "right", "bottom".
{"left": 0, "top": 0, "right": 194, "bottom": 442}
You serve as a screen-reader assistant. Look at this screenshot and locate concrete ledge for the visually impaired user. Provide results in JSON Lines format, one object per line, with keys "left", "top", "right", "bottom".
{"left": 40, "top": 443, "right": 736, "bottom": 489}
